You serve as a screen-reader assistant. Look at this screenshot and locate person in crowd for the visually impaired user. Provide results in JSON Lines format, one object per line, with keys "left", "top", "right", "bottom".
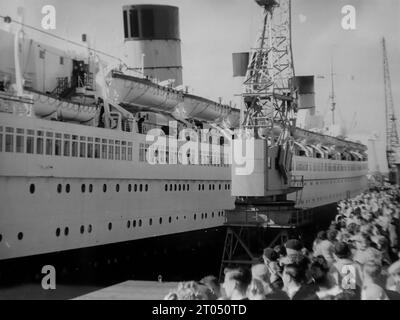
{"left": 283, "top": 239, "right": 304, "bottom": 263}
{"left": 312, "top": 231, "right": 327, "bottom": 254}
{"left": 281, "top": 255, "right": 319, "bottom": 300}
{"left": 262, "top": 247, "right": 283, "bottom": 290}
{"left": 387, "top": 260, "right": 400, "bottom": 294}
{"left": 361, "top": 262, "right": 389, "bottom": 300}
{"left": 222, "top": 267, "right": 252, "bottom": 300}
{"left": 330, "top": 242, "right": 363, "bottom": 300}
{"left": 314, "top": 230, "right": 337, "bottom": 266}
{"left": 199, "top": 275, "right": 221, "bottom": 300}
{"left": 307, "top": 256, "right": 334, "bottom": 295}
{"left": 251, "top": 263, "right": 272, "bottom": 295}
{"left": 164, "top": 281, "right": 211, "bottom": 300}
{"left": 247, "top": 278, "right": 267, "bottom": 300}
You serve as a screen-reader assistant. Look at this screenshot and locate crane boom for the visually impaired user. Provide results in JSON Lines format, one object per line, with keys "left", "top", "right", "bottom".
{"left": 382, "top": 37, "right": 400, "bottom": 183}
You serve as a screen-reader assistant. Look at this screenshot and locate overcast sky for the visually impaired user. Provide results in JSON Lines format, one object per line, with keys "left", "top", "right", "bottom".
{"left": 0, "top": 0, "right": 399, "bottom": 171}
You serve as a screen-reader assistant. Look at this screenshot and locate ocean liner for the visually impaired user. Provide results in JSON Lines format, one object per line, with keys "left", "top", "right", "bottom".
{"left": 0, "top": 4, "right": 368, "bottom": 263}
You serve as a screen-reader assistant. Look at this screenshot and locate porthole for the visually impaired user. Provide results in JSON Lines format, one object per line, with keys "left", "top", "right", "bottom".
{"left": 169, "top": 184, "right": 172, "bottom": 191}
{"left": 128, "top": 184, "right": 132, "bottom": 192}
{"left": 56, "top": 228, "right": 61, "bottom": 237}
{"left": 0, "top": 234, "right": 2, "bottom": 242}
{"left": 198, "top": 185, "right": 201, "bottom": 191}
{"left": 88, "top": 225, "right": 92, "bottom": 233}
{"left": 169, "top": 217, "right": 172, "bottom": 223}
{"left": 219, "top": 184, "right": 221, "bottom": 190}
{"left": 134, "top": 184, "right": 138, "bottom": 192}
{"left": 201, "top": 213, "right": 204, "bottom": 219}
{"left": 159, "top": 217, "right": 163, "bottom": 224}
{"left": 89, "top": 184, "right": 93, "bottom": 193}
{"left": 140, "top": 184, "right": 143, "bottom": 192}
{"left": 127, "top": 221, "right": 131, "bottom": 228}
{"left": 29, "top": 184, "right": 35, "bottom": 194}
{"left": 149, "top": 218, "right": 153, "bottom": 226}
{"left": 116, "top": 184, "right": 120, "bottom": 192}
{"left": 103, "top": 184, "right": 107, "bottom": 192}
{"left": 212, "top": 212, "right": 215, "bottom": 218}
{"left": 80, "top": 225, "right": 85, "bottom": 234}
{"left": 205, "top": 213, "right": 207, "bottom": 219}
{"left": 139, "top": 219, "right": 142, "bottom": 227}
{"left": 174, "top": 184, "right": 177, "bottom": 191}
{"left": 165, "top": 184, "right": 168, "bottom": 191}
{"left": 66, "top": 184, "right": 70, "bottom": 193}
{"left": 176, "top": 216, "right": 179, "bottom": 221}
{"left": 194, "top": 214, "right": 197, "bottom": 220}
{"left": 184, "top": 216, "right": 186, "bottom": 219}
{"left": 187, "top": 184, "right": 189, "bottom": 191}
{"left": 57, "top": 184, "right": 62, "bottom": 193}
{"left": 81, "top": 184, "right": 86, "bottom": 193}
{"left": 179, "top": 184, "right": 181, "bottom": 191}
{"left": 18, "top": 232, "right": 23, "bottom": 240}
{"left": 133, "top": 220, "right": 136, "bottom": 228}
{"left": 108, "top": 222, "right": 112, "bottom": 230}
{"left": 183, "top": 184, "right": 186, "bottom": 191}
{"left": 145, "top": 184, "right": 148, "bottom": 192}
{"left": 64, "top": 227, "right": 69, "bottom": 236}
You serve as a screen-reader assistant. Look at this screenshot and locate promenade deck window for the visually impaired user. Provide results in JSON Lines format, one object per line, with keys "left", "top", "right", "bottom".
{"left": 72, "top": 135, "right": 78, "bottom": 157}
{"left": 108, "top": 140, "right": 114, "bottom": 160}
{"left": 36, "top": 130, "right": 44, "bottom": 154}
{"left": 26, "top": 129, "right": 34, "bottom": 154}
{"left": 5, "top": 127, "right": 14, "bottom": 152}
{"left": 63, "top": 134, "right": 71, "bottom": 156}
{"left": 46, "top": 132, "right": 53, "bottom": 155}
{"left": 16, "top": 128, "right": 24, "bottom": 153}
{"left": 55, "top": 133, "right": 62, "bottom": 156}
{"left": 87, "top": 137, "right": 93, "bottom": 158}
{"left": 80, "top": 136, "right": 86, "bottom": 158}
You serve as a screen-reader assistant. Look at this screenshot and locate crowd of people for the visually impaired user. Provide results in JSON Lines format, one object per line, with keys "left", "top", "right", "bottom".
{"left": 164, "top": 184, "right": 400, "bottom": 300}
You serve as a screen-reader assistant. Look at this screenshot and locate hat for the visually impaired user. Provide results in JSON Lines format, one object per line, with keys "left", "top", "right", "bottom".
{"left": 263, "top": 248, "right": 279, "bottom": 262}
{"left": 285, "top": 239, "right": 303, "bottom": 251}
{"left": 388, "top": 260, "right": 400, "bottom": 275}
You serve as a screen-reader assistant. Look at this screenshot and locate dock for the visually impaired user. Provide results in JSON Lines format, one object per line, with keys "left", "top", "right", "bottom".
{"left": 74, "top": 280, "right": 178, "bottom": 300}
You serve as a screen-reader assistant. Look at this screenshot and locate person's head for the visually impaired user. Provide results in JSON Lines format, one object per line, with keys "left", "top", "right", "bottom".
{"left": 334, "top": 242, "right": 352, "bottom": 260}
{"left": 285, "top": 239, "right": 303, "bottom": 258}
{"left": 222, "top": 267, "right": 252, "bottom": 299}
{"left": 316, "top": 231, "right": 327, "bottom": 242}
{"left": 251, "top": 263, "right": 269, "bottom": 283}
{"left": 282, "top": 256, "right": 308, "bottom": 289}
{"left": 308, "top": 255, "right": 330, "bottom": 286}
{"left": 170, "top": 281, "right": 210, "bottom": 300}
{"left": 274, "top": 245, "right": 286, "bottom": 258}
{"left": 388, "top": 260, "right": 400, "bottom": 287}
{"left": 363, "top": 262, "right": 382, "bottom": 284}
{"left": 247, "top": 278, "right": 266, "bottom": 300}
{"left": 199, "top": 275, "right": 221, "bottom": 299}
{"left": 327, "top": 229, "right": 338, "bottom": 242}
{"left": 263, "top": 247, "right": 279, "bottom": 266}
{"left": 357, "top": 233, "right": 372, "bottom": 251}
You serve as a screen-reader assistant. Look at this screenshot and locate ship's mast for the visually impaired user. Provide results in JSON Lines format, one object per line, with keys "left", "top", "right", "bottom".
{"left": 329, "top": 56, "right": 336, "bottom": 126}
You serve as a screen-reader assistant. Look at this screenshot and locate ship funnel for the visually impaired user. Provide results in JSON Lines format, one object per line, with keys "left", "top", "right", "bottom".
{"left": 122, "top": 5, "right": 182, "bottom": 86}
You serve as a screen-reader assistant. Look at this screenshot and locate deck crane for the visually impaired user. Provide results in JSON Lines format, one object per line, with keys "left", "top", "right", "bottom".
{"left": 220, "top": 0, "right": 308, "bottom": 278}
{"left": 382, "top": 38, "right": 400, "bottom": 184}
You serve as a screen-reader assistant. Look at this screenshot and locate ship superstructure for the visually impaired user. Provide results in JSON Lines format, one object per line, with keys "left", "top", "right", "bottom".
{"left": 0, "top": 4, "right": 368, "bottom": 261}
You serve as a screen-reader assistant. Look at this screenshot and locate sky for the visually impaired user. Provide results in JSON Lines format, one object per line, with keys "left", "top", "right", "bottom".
{"left": 0, "top": 0, "right": 399, "bottom": 172}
